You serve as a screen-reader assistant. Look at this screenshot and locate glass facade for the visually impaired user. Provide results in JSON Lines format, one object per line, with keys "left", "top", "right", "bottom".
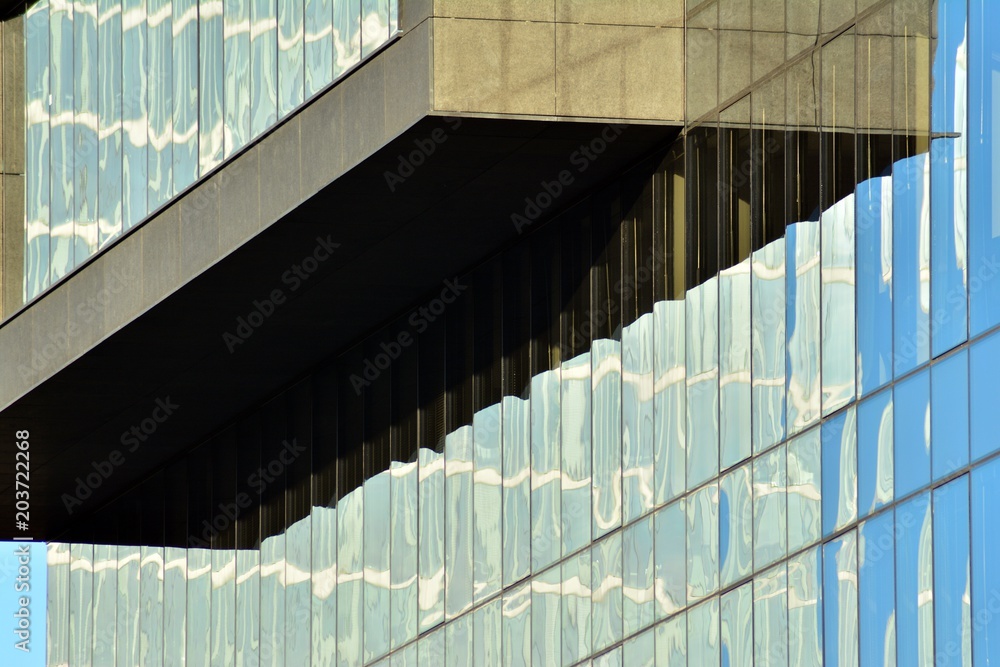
{"left": 36, "top": 0, "right": 1000, "bottom": 665}
{"left": 21, "top": 0, "right": 398, "bottom": 303}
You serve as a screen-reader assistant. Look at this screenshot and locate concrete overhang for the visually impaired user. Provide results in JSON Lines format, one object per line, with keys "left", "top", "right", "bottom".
{"left": 0, "top": 8, "right": 683, "bottom": 541}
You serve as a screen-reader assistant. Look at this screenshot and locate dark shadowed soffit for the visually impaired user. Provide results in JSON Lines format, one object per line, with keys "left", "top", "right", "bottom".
{"left": 0, "top": 115, "right": 677, "bottom": 543}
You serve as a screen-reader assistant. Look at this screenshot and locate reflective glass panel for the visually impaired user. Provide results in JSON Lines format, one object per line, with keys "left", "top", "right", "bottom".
{"left": 857, "top": 390, "right": 893, "bottom": 518}
{"left": 199, "top": 0, "right": 224, "bottom": 173}
{"left": 623, "top": 313, "right": 656, "bottom": 521}
{"left": 121, "top": 0, "right": 147, "bottom": 230}
{"left": 75, "top": 0, "right": 99, "bottom": 257}
{"left": 752, "top": 241, "right": 787, "bottom": 452}
{"left": 686, "top": 278, "right": 720, "bottom": 488}
{"left": 822, "top": 194, "right": 857, "bottom": 414}
{"left": 173, "top": 0, "right": 199, "bottom": 191}
{"left": 502, "top": 396, "right": 531, "bottom": 587}
{"left": 722, "top": 583, "right": 753, "bottom": 667}
{"left": 687, "top": 482, "right": 719, "bottom": 603}
{"left": 753, "top": 444, "right": 787, "bottom": 570}
{"left": 720, "top": 463, "right": 752, "bottom": 587}
{"left": 473, "top": 598, "right": 502, "bottom": 666}
{"left": 25, "top": 0, "right": 51, "bottom": 300}
{"left": 972, "top": 458, "right": 1000, "bottom": 666}
{"left": 896, "top": 492, "right": 934, "bottom": 667}
{"left": 502, "top": 582, "right": 531, "bottom": 667}
{"left": 654, "top": 300, "right": 686, "bottom": 504}
{"left": 211, "top": 547, "right": 236, "bottom": 667}
{"left": 591, "top": 532, "right": 623, "bottom": 652}
{"left": 823, "top": 530, "right": 859, "bottom": 667}
{"left": 623, "top": 628, "right": 655, "bottom": 667}
{"left": 855, "top": 176, "right": 894, "bottom": 395}
{"left": 787, "top": 427, "right": 822, "bottom": 552}
{"left": 561, "top": 550, "right": 592, "bottom": 665}
{"left": 69, "top": 543, "right": 94, "bottom": 667}
{"left": 654, "top": 498, "right": 685, "bottom": 620}
{"left": 822, "top": 406, "right": 858, "bottom": 536}
{"left": 531, "top": 566, "right": 561, "bottom": 666}
{"left": 687, "top": 598, "right": 720, "bottom": 667}
{"left": 971, "top": 330, "right": 1000, "bottom": 461}
{"left": 224, "top": 0, "right": 252, "bottom": 155}
{"left": 931, "top": 349, "right": 969, "bottom": 479}
{"left": 531, "top": 371, "right": 562, "bottom": 572}
{"left": 473, "top": 406, "right": 502, "bottom": 603}
{"left": 146, "top": 0, "right": 172, "bottom": 210}
{"left": 893, "top": 368, "right": 931, "bottom": 499}
{"left": 94, "top": 544, "right": 119, "bottom": 665}
{"left": 786, "top": 219, "right": 822, "bottom": 434}
{"left": 720, "top": 259, "right": 752, "bottom": 468}
{"left": 418, "top": 447, "right": 445, "bottom": 631}
{"left": 163, "top": 547, "right": 186, "bottom": 667}
{"left": 311, "top": 506, "right": 336, "bottom": 667}
{"left": 655, "top": 611, "right": 687, "bottom": 667}
{"left": 304, "top": 0, "right": 333, "bottom": 97}
{"left": 186, "top": 548, "right": 211, "bottom": 666}
{"left": 445, "top": 611, "right": 472, "bottom": 667}
{"left": 561, "top": 353, "right": 592, "bottom": 556}
{"left": 933, "top": 474, "right": 972, "bottom": 667}
{"left": 251, "top": 0, "right": 278, "bottom": 136}
{"left": 445, "top": 427, "right": 474, "bottom": 621}
{"left": 592, "top": 339, "right": 622, "bottom": 538}
{"left": 755, "top": 563, "right": 789, "bottom": 667}
{"left": 623, "top": 515, "right": 655, "bottom": 636}
{"left": 278, "top": 0, "right": 305, "bottom": 117}
{"left": 338, "top": 490, "right": 364, "bottom": 662}
{"left": 859, "top": 512, "right": 895, "bottom": 667}
{"left": 892, "top": 154, "right": 931, "bottom": 375}
{"left": 365, "top": 473, "right": 391, "bottom": 660}
{"left": 787, "top": 547, "right": 823, "bottom": 666}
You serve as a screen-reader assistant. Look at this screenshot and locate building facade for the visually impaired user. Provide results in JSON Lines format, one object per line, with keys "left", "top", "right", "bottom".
{"left": 0, "top": 0, "right": 998, "bottom": 665}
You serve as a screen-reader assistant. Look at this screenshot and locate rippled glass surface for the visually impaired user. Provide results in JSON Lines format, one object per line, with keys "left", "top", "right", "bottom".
{"left": 972, "top": 459, "right": 1000, "bottom": 665}
{"left": 857, "top": 390, "right": 893, "bottom": 518}
{"left": 754, "top": 564, "right": 788, "bottom": 667}
{"left": 721, "top": 583, "right": 752, "bottom": 667}
{"left": 654, "top": 498, "right": 685, "bottom": 620}
{"left": 224, "top": 0, "right": 251, "bottom": 156}
{"left": 591, "top": 532, "right": 623, "bottom": 653}
{"left": 822, "top": 194, "right": 857, "bottom": 415}
{"left": 752, "top": 243, "right": 787, "bottom": 452}
{"left": 786, "top": 427, "right": 822, "bottom": 552}
{"left": 278, "top": 0, "right": 304, "bottom": 117}
{"left": 687, "top": 482, "right": 719, "bottom": 603}
{"left": 502, "top": 582, "right": 530, "bottom": 667}
{"left": 561, "top": 353, "right": 592, "bottom": 556}
{"left": 531, "top": 567, "right": 560, "bottom": 665}
{"left": 687, "top": 598, "right": 720, "bottom": 666}
{"left": 823, "top": 530, "right": 858, "bottom": 667}
{"left": 654, "top": 301, "right": 686, "bottom": 504}
{"left": 366, "top": 473, "right": 391, "bottom": 659}
{"left": 893, "top": 154, "right": 931, "bottom": 375}
{"left": 473, "top": 598, "right": 502, "bottom": 665}
{"left": 656, "top": 611, "right": 686, "bottom": 666}
{"left": 894, "top": 368, "right": 931, "bottom": 498}
{"left": 311, "top": 506, "right": 335, "bottom": 666}
{"left": 787, "top": 219, "right": 822, "bottom": 434}
{"left": 623, "top": 314, "right": 656, "bottom": 522}
{"left": 164, "top": 547, "right": 187, "bottom": 666}
{"left": 931, "top": 350, "right": 970, "bottom": 480}
{"left": 720, "top": 259, "right": 752, "bottom": 468}
{"left": 531, "top": 372, "right": 562, "bottom": 572}
{"left": 896, "top": 492, "right": 934, "bottom": 667}
{"left": 859, "top": 512, "right": 895, "bottom": 667}
{"left": 932, "top": 475, "right": 972, "bottom": 667}
{"left": 445, "top": 428, "right": 474, "bottom": 622}
{"left": 25, "top": 0, "right": 50, "bottom": 300}
{"left": 822, "top": 406, "right": 857, "bottom": 536}
{"left": 969, "top": 0, "right": 1000, "bottom": 336}
{"left": 94, "top": 544, "right": 119, "bottom": 664}
{"left": 720, "top": 463, "right": 752, "bottom": 587}
{"left": 971, "top": 330, "right": 1000, "bottom": 461}
{"left": 211, "top": 547, "right": 236, "bottom": 667}
{"left": 687, "top": 278, "right": 720, "bottom": 488}
{"left": 623, "top": 515, "right": 654, "bottom": 636}
{"left": 472, "top": 407, "right": 502, "bottom": 605}
{"left": 502, "top": 396, "right": 530, "bottom": 587}
{"left": 593, "top": 339, "right": 623, "bottom": 538}
{"left": 856, "top": 176, "right": 894, "bottom": 395}
{"left": 561, "top": 550, "right": 592, "bottom": 665}
{"left": 623, "top": 628, "right": 655, "bottom": 667}
{"left": 753, "top": 445, "right": 786, "bottom": 570}
{"left": 787, "top": 547, "right": 822, "bottom": 665}
{"left": 418, "top": 447, "right": 445, "bottom": 632}
{"left": 69, "top": 543, "right": 93, "bottom": 667}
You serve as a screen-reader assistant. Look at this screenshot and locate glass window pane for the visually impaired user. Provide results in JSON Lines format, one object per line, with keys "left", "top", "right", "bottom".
{"left": 754, "top": 444, "right": 787, "bottom": 570}
{"left": 855, "top": 175, "right": 894, "bottom": 396}
{"left": 687, "top": 482, "right": 719, "bottom": 603}
{"left": 473, "top": 406, "right": 502, "bottom": 603}
{"left": 224, "top": 0, "right": 252, "bottom": 155}
{"left": 594, "top": 645, "right": 622, "bottom": 667}
{"left": 931, "top": 349, "right": 969, "bottom": 479}
{"left": 75, "top": 0, "right": 99, "bottom": 259}
{"left": 365, "top": 473, "right": 391, "bottom": 660}
{"left": 278, "top": 0, "right": 305, "bottom": 117}
{"left": 720, "top": 463, "right": 752, "bottom": 587}
{"left": 70, "top": 543, "right": 94, "bottom": 667}
{"left": 531, "top": 371, "right": 562, "bottom": 572}
{"left": 95, "top": 544, "right": 120, "bottom": 665}
{"left": 147, "top": 0, "right": 173, "bottom": 210}
{"left": 623, "top": 515, "right": 655, "bottom": 636}
{"left": 121, "top": 0, "right": 148, "bottom": 230}
{"left": 304, "top": 0, "right": 333, "bottom": 97}
{"left": 896, "top": 492, "right": 934, "bottom": 667}
{"left": 360, "top": 0, "right": 388, "bottom": 57}
{"left": 97, "top": 0, "right": 122, "bottom": 250}
{"left": 722, "top": 583, "right": 753, "bottom": 667}
{"left": 473, "top": 598, "right": 502, "bottom": 666}
{"left": 786, "top": 217, "right": 822, "bottom": 434}
{"left": 787, "top": 547, "right": 823, "bottom": 666}
{"left": 333, "top": 0, "right": 361, "bottom": 78}
{"left": 172, "top": 0, "right": 199, "bottom": 191}
{"left": 531, "top": 567, "right": 561, "bottom": 666}
{"left": 502, "top": 582, "right": 531, "bottom": 667}
{"left": 687, "top": 278, "right": 720, "bottom": 488}
{"left": 251, "top": 0, "right": 278, "bottom": 136}
{"left": 687, "top": 598, "right": 720, "bottom": 667}
{"left": 968, "top": 0, "right": 1000, "bottom": 336}
{"left": 445, "top": 612, "right": 472, "bottom": 667}
{"left": 199, "top": 0, "right": 224, "bottom": 173}
{"left": 48, "top": 0, "right": 73, "bottom": 282}
{"left": 419, "top": 447, "right": 445, "bottom": 632}
{"left": 623, "top": 313, "right": 656, "bottom": 521}
{"left": 893, "top": 368, "right": 931, "bottom": 499}
{"left": 311, "top": 506, "right": 335, "bottom": 667}
{"left": 859, "top": 512, "right": 895, "bottom": 667}
{"left": 418, "top": 623, "right": 445, "bottom": 666}
{"left": 752, "top": 241, "right": 787, "bottom": 452}
{"left": 754, "top": 563, "right": 788, "bottom": 667}
{"left": 933, "top": 474, "right": 972, "bottom": 667}
{"left": 654, "top": 498, "right": 685, "bottom": 620}
{"left": 502, "top": 396, "right": 531, "bottom": 587}
{"left": 823, "top": 530, "right": 859, "bottom": 667}
{"left": 654, "top": 300, "right": 686, "bottom": 504}
{"left": 48, "top": 544, "right": 69, "bottom": 666}
{"left": 623, "top": 628, "right": 656, "bottom": 667}
{"left": 720, "top": 258, "right": 752, "bottom": 468}
{"left": 655, "top": 611, "right": 687, "bottom": 667}
{"left": 25, "top": 0, "right": 51, "bottom": 300}
{"left": 971, "top": 330, "right": 1000, "bottom": 461}
{"left": 787, "top": 427, "right": 822, "bottom": 552}
{"left": 892, "top": 153, "right": 931, "bottom": 376}
{"left": 858, "top": 390, "right": 893, "bottom": 518}
{"left": 929, "top": 0, "right": 968, "bottom": 357}
{"left": 445, "top": 427, "right": 474, "bottom": 620}
{"left": 821, "top": 192, "right": 857, "bottom": 415}
{"left": 561, "top": 353, "right": 592, "bottom": 556}
{"left": 972, "top": 458, "right": 1000, "bottom": 666}
{"left": 561, "top": 550, "right": 592, "bottom": 665}
{"left": 591, "top": 532, "right": 623, "bottom": 652}
{"left": 186, "top": 547, "right": 211, "bottom": 666}
{"left": 593, "top": 339, "right": 623, "bottom": 538}
{"left": 822, "top": 406, "right": 858, "bottom": 536}
{"left": 337, "top": 490, "right": 363, "bottom": 662}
